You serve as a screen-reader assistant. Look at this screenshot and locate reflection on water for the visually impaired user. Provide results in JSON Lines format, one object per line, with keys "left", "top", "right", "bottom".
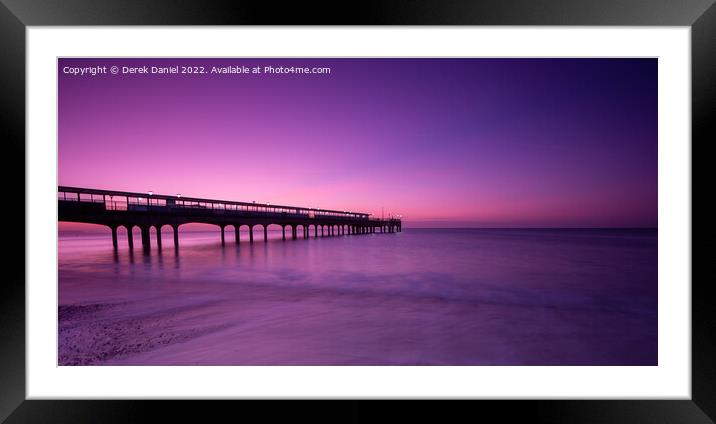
{"left": 58, "top": 228, "right": 657, "bottom": 365}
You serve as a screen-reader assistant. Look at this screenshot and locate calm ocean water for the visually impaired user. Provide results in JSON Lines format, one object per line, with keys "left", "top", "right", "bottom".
{"left": 58, "top": 228, "right": 657, "bottom": 365}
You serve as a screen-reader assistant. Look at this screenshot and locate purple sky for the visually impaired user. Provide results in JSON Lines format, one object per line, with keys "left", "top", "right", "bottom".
{"left": 58, "top": 58, "right": 657, "bottom": 228}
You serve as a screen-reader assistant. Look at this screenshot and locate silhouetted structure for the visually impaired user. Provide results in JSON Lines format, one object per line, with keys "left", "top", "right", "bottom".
{"left": 58, "top": 186, "right": 402, "bottom": 251}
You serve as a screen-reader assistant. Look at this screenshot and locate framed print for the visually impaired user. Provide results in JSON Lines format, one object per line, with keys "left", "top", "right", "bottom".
{"left": 1, "top": 0, "right": 710, "bottom": 422}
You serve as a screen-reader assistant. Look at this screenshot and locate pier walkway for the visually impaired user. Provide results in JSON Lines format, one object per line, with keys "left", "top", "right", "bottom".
{"left": 58, "top": 186, "right": 402, "bottom": 251}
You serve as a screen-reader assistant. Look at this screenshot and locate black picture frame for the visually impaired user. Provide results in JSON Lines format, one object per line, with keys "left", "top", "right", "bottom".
{"left": 0, "top": 1, "right": 709, "bottom": 422}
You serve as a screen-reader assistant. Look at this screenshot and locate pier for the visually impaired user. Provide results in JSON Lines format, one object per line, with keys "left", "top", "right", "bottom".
{"left": 58, "top": 186, "right": 402, "bottom": 251}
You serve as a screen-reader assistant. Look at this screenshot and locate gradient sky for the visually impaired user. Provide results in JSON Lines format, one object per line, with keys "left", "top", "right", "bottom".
{"left": 58, "top": 58, "right": 657, "bottom": 228}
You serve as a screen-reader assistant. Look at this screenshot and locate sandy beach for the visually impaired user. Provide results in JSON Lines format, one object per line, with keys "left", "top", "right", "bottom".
{"left": 59, "top": 270, "right": 656, "bottom": 365}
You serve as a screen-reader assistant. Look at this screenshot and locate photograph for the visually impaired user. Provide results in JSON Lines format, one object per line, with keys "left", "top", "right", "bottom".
{"left": 57, "top": 57, "right": 658, "bottom": 366}
{"left": 1, "top": 0, "right": 709, "bottom": 418}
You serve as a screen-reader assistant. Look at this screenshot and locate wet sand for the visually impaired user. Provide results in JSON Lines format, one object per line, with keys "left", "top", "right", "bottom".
{"left": 59, "top": 275, "right": 656, "bottom": 366}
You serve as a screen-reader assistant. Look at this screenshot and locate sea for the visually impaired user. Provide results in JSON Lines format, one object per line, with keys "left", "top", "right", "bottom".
{"left": 58, "top": 228, "right": 657, "bottom": 365}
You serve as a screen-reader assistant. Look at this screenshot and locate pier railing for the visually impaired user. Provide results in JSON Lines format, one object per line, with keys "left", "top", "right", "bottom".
{"left": 58, "top": 186, "right": 393, "bottom": 222}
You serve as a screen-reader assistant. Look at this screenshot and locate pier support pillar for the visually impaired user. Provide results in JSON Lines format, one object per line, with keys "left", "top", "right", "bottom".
{"left": 156, "top": 226, "right": 162, "bottom": 249}
{"left": 282, "top": 226, "right": 286, "bottom": 240}
{"left": 172, "top": 225, "right": 179, "bottom": 250}
{"left": 264, "top": 225, "right": 268, "bottom": 242}
{"left": 127, "top": 227, "right": 134, "bottom": 249}
{"left": 141, "top": 226, "right": 151, "bottom": 251}
{"left": 292, "top": 227, "right": 297, "bottom": 240}
{"left": 315, "top": 226, "right": 318, "bottom": 238}
{"left": 249, "top": 226, "right": 254, "bottom": 243}
{"left": 220, "top": 225, "right": 225, "bottom": 245}
{"left": 235, "top": 225, "right": 241, "bottom": 244}
{"left": 111, "top": 226, "right": 118, "bottom": 249}
{"left": 304, "top": 227, "right": 308, "bottom": 238}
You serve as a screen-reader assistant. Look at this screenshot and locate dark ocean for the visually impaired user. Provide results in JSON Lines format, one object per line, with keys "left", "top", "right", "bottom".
{"left": 58, "top": 228, "right": 657, "bottom": 365}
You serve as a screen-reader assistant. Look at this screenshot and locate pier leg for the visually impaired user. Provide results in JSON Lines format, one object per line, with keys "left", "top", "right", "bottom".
{"left": 141, "top": 226, "right": 151, "bottom": 251}
{"left": 127, "top": 227, "right": 134, "bottom": 249}
{"left": 156, "top": 226, "right": 162, "bottom": 249}
{"left": 315, "top": 226, "right": 318, "bottom": 238}
{"left": 173, "top": 225, "right": 179, "bottom": 249}
{"left": 249, "top": 226, "right": 254, "bottom": 243}
{"left": 221, "top": 225, "right": 225, "bottom": 245}
{"left": 292, "top": 227, "right": 297, "bottom": 240}
{"left": 304, "top": 227, "right": 308, "bottom": 238}
{"left": 282, "top": 226, "right": 286, "bottom": 240}
{"left": 235, "top": 225, "right": 241, "bottom": 244}
{"left": 264, "top": 225, "right": 268, "bottom": 242}
{"left": 111, "top": 226, "right": 118, "bottom": 249}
